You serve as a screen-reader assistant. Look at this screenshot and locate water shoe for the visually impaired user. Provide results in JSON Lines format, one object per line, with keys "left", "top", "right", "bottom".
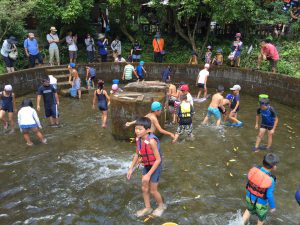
{"left": 152, "top": 204, "right": 167, "bottom": 217}
{"left": 136, "top": 207, "right": 153, "bottom": 217}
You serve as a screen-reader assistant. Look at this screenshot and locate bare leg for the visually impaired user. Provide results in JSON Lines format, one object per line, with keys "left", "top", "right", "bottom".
{"left": 0, "top": 110, "right": 7, "bottom": 126}
{"left": 142, "top": 178, "right": 151, "bottom": 208}
{"left": 8, "top": 112, "right": 14, "bottom": 132}
{"left": 242, "top": 209, "right": 251, "bottom": 225}
{"left": 202, "top": 115, "right": 209, "bottom": 125}
{"left": 78, "top": 89, "right": 81, "bottom": 99}
{"left": 204, "top": 87, "right": 207, "bottom": 98}
{"left": 32, "top": 127, "right": 45, "bottom": 143}
{"left": 197, "top": 89, "right": 202, "bottom": 98}
{"left": 267, "top": 131, "right": 273, "bottom": 148}
{"left": 150, "top": 182, "right": 164, "bottom": 206}
{"left": 49, "top": 117, "right": 55, "bottom": 125}
{"left": 23, "top": 131, "right": 33, "bottom": 145}
{"left": 216, "top": 119, "right": 221, "bottom": 127}
{"left": 102, "top": 111, "right": 108, "bottom": 127}
{"left": 255, "top": 128, "right": 266, "bottom": 148}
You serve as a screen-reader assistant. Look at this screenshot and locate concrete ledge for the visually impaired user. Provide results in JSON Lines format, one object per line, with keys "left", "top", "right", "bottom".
{"left": 0, "top": 63, "right": 299, "bottom": 108}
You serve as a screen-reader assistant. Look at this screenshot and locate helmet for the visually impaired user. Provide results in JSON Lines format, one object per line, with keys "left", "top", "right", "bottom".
{"left": 180, "top": 84, "right": 189, "bottom": 91}
{"left": 226, "top": 94, "right": 234, "bottom": 100}
{"left": 151, "top": 101, "right": 162, "bottom": 111}
{"left": 112, "top": 84, "right": 118, "bottom": 91}
{"left": 69, "top": 63, "right": 76, "bottom": 68}
{"left": 140, "top": 61, "right": 145, "bottom": 65}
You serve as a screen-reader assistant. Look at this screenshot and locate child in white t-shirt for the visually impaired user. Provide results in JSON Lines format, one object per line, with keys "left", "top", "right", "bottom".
{"left": 196, "top": 63, "right": 210, "bottom": 98}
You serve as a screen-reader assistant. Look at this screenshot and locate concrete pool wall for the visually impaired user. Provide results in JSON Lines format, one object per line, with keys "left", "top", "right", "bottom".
{"left": 0, "top": 63, "right": 300, "bottom": 108}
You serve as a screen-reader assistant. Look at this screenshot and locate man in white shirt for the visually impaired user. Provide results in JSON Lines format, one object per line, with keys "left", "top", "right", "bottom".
{"left": 196, "top": 63, "right": 210, "bottom": 98}
{"left": 66, "top": 31, "right": 78, "bottom": 63}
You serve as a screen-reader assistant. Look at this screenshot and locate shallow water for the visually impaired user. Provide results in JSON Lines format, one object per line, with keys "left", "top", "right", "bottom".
{"left": 0, "top": 89, "right": 300, "bottom": 225}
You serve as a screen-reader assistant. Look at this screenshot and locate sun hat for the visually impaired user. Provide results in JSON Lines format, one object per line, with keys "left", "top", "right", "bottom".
{"left": 230, "top": 84, "right": 241, "bottom": 91}
{"left": 226, "top": 94, "right": 234, "bottom": 100}
{"left": 69, "top": 63, "right": 76, "bottom": 68}
{"left": 4, "top": 85, "right": 12, "bottom": 91}
{"left": 207, "top": 45, "right": 212, "bottom": 49}
{"left": 98, "top": 33, "right": 105, "bottom": 39}
{"left": 151, "top": 101, "right": 162, "bottom": 111}
{"left": 180, "top": 84, "right": 189, "bottom": 91}
{"left": 217, "top": 48, "right": 223, "bottom": 53}
{"left": 28, "top": 33, "right": 35, "bottom": 38}
{"left": 112, "top": 84, "right": 118, "bottom": 91}
{"left": 50, "top": 26, "right": 57, "bottom": 32}
{"left": 140, "top": 61, "right": 145, "bottom": 65}
{"left": 235, "top": 33, "right": 241, "bottom": 38}
{"left": 204, "top": 63, "right": 210, "bottom": 68}
{"left": 7, "top": 36, "right": 18, "bottom": 45}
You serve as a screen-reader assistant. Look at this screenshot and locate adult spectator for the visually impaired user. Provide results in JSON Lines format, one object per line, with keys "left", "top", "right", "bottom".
{"left": 229, "top": 33, "right": 243, "bottom": 67}
{"left": 1, "top": 36, "right": 17, "bottom": 73}
{"left": 162, "top": 66, "right": 171, "bottom": 83}
{"left": 111, "top": 36, "right": 121, "bottom": 60}
{"left": 122, "top": 61, "right": 138, "bottom": 82}
{"left": 131, "top": 40, "right": 142, "bottom": 62}
{"left": 66, "top": 31, "right": 78, "bottom": 63}
{"left": 257, "top": 41, "right": 279, "bottom": 73}
{"left": 24, "top": 33, "right": 43, "bottom": 68}
{"left": 85, "top": 33, "right": 95, "bottom": 63}
{"left": 47, "top": 27, "right": 60, "bottom": 66}
{"left": 152, "top": 32, "right": 165, "bottom": 63}
{"left": 97, "top": 34, "right": 108, "bottom": 62}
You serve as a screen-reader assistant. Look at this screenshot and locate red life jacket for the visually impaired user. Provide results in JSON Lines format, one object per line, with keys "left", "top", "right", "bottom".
{"left": 246, "top": 167, "right": 275, "bottom": 199}
{"left": 136, "top": 133, "right": 160, "bottom": 166}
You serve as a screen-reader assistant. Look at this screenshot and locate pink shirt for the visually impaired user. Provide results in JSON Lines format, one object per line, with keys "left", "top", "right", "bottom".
{"left": 262, "top": 43, "right": 279, "bottom": 60}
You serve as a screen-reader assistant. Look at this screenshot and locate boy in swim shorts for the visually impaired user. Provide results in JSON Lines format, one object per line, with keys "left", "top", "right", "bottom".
{"left": 127, "top": 117, "right": 166, "bottom": 218}
{"left": 253, "top": 98, "right": 278, "bottom": 151}
{"left": 202, "top": 85, "right": 225, "bottom": 127}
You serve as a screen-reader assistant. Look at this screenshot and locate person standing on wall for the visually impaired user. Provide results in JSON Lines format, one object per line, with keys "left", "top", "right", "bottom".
{"left": 152, "top": 32, "right": 165, "bottom": 63}
{"left": 131, "top": 40, "right": 142, "bottom": 63}
{"left": 111, "top": 36, "right": 121, "bottom": 60}
{"left": 47, "top": 27, "right": 60, "bottom": 66}
{"left": 229, "top": 33, "right": 243, "bottom": 67}
{"left": 257, "top": 41, "right": 279, "bottom": 73}
{"left": 1, "top": 36, "right": 18, "bottom": 73}
{"left": 66, "top": 31, "right": 78, "bottom": 63}
{"left": 85, "top": 34, "right": 95, "bottom": 63}
{"left": 24, "top": 33, "right": 43, "bottom": 68}
{"left": 97, "top": 34, "right": 108, "bottom": 62}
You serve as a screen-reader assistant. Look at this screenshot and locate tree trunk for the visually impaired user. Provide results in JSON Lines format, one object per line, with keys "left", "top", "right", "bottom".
{"left": 119, "top": 0, "right": 134, "bottom": 43}
{"left": 199, "top": 15, "right": 212, "bottom": 57}
{"left": 120, "top": 24, "right": 134, "bottom": 43}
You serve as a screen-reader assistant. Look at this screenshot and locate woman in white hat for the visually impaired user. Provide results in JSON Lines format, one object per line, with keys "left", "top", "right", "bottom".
{"left": 46, "top": 27, "right": 60, "bottom": 66}
{"left": 0, "top": 84, "right": 16, "bottom": 133}
{"left": 1, "top": 36, "right": 18, "bottom": 73}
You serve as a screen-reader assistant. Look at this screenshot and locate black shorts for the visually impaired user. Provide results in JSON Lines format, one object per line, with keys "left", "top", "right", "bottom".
{"left": 2, "top": 56, "right": 14, "bottom": 67}
{"left": 45, "top": 104, "right": 59, "bottom": 118}
{"left": 1, "top": 105, "right": 13, "bottom": 112}
{"left": 267, "top": 57, "right": 278, "bottom": 68}
{"left": 260, "top": 124, "right": 273, "bottom": 130}
{"left": 197, "top": 83, "right": 205, "bottom": 88}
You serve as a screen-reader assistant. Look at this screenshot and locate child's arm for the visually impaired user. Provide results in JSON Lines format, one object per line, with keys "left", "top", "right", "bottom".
{"left": 255, "top": 109, "right": 260, "bottom": 129}
{"left": 142, "top": 66, "right": 147, "bottom": 74}
{"left": 127, "top": 153, "right": 139, "bottom": 180}
{"left": 122, "top": 69, "right": 125, "bottom": 80}
{"left": 152, "top": 117, "right": 175, "bottom": 139}
{"left": 272, "top": 117, "right": 278, "bottom": 133}
{"left": 133, "top": 69, "right": 139, "bottom": 79}
{"left": 36, "top": 95, "right": 42, "bottom": 111}
{"left": 266, "top": 179, "right": 276, "bottom": 212}
{"left": 12, "top": 93, "right": 16, "bottom": 112}
{"left": 125, "top": 120, "right": 136, "bottom": 127}
{"left": 104, "top": 90, "right": 111, "bottom": 106}
{"left": 142, "top": 139, "right": 161, "bottom": 182}
{"left": 86, "top": 68, "right": 89, "bottom": 80}
{"left": 55, "top": 93, "right": 59, "bottom": 106}
{"left": 32, "top": 109, "right": 42, "bottom": 128}
{"left": 232, "top": 100, "right": 239, "bottom": 113}
{"left": 92, "top": 90, "right": 97, "bottom": 109}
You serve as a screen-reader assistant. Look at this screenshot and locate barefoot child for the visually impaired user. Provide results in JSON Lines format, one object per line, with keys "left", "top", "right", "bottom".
{"left": 127, "top": 117, "right": 166, "bottom": 217}
{"left": 173, "top": 94, "right": 194, "bottom": 143}
{"left": 136, "top": 61, "right": 147, "bottom": 81}
{"left": 196, "top": 63, "right": 210, "bottom": 98}
{"left": 205, "top": 45, "right": 212, "bottom": 64}
{"left": 68, "top": 63, "right": 81, "bottom": 98}
{"left": 243, "top": 153, "right": 279, "bottom": 225}
{"left": 202, "top": 85, "right": 225, "bottom": 127}
{"left": 228, "top": 84, "right": 243, "bottom": 127}
{"left": 86, "top": 66, "right": 96, "bottom": 89}
{"left": 0, "top": 85, "right": 16, "bottom": 133}
{"left": 212, "top": 49, "right": 223, "bottom": 65}
{"left": 253, "top": 98, "right": 278, "bottom": 151}
{"left": 219, "top": 94, "right": 233, "bottom": 122}
{"left": 18, "top": 99, "right": 47, "bottom": 146}
{"left": 93, "top": 80, "right": 110, "bottom": 128}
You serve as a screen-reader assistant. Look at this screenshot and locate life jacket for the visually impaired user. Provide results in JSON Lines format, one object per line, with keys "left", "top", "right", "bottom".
{"left": 136, "top": 133, "right": 160, "bottom": 166}
{"left": 246, "top": 167, "right": 276, "bottom": 199}
{"left": 179, "top": 102, "right": 192, "bottom": 118}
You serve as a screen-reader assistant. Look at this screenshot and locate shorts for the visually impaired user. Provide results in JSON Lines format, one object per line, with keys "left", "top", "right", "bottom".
{"left": 266, "top": 57, "right": 278, "bottom": 68}
{"left": 2, "top": 55, "right": 14, "bottom": 67}
{"left": 20, "top": 124, "right": 38, "bottom": 130}
{"left": 45, "top": 104, "right": 59, "bottom": 118}
{"left": 246, "top": 197, "right": 269, "bottom": 222}
{"left": 89, "top": 76, "right": 96, "bottom": 81}
{"left": 197, "top": 83, "right": 205, "bottom": 88}
{"left": 1, "top": 104, "right": 13, "bottom": 112}
{"left": 69, "top": 51, "right": 77, "bottom": 59}
{"left": 176, "top": 124, "right": 193, "bottom": 136}
{"left": 132, "top": 54, "right": 141, "bottom": 60}
{"left": 207, "top": 107, "right": 221, "bottom": 120}
{"left": 73, "top": 77, "right": 81, "bottom": 90}
{"left": 142, "top": 165, "right": 162, "bottom": 183}
{"left": 260, "top": 124, "right": 274, "bottom": 130}
{"left": 98, "top": 101, "right": 108, "bottom": 111}
{"left": 29, "top": 53, "right": 43, "bottom": 67}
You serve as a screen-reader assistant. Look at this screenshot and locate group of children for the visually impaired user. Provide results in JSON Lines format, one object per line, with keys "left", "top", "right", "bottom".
{"left": 189, "top": 46, "right": 224, "bottom": 66}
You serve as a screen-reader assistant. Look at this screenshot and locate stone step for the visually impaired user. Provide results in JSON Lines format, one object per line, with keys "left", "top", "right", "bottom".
{"left": 46, "top": 67, "right": 69, "bottom": 75}
{"left": 55, "top": 74, "right": 70, "bottom": 82}
{"left": 57, "top": 81, "right": 70, "bottom": 89}
{"left": 59, "top": 87, "right": 89, "bottom": 97}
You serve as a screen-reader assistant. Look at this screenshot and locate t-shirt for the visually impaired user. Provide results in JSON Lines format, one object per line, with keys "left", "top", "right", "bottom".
{"left": 97, "top": 40, "right": 107, "bottom": 55}
{"left": 132, "top": 43, "right": 142, "bottom": 55}
{"left": 257, "top": 106, "right": 277, "bottom": 127}
{"left": 66, "top": 35, "right": 77, "bottom": 51}
{"left": 162, "top": 68, "right": 171, "bottom": 82}
{"left": 37, "top": 85, "right": 57, "bottom": 107}
{"left": 89, "top": 67, "right": 96, "bottom": 77}
{"left": 262, "top": 43, "right": 279, "bottom": 60}
{"left": 136, "top": 65, "right": 144, "bottom": 78}
{"left": 230, "top": 94, "right": 240, "bottom": 111}
{"left": 46, "top": 34, "right": 59, "bottom": 49}
{"left": 24, "top": 38, "right": 39, "bottom": 55}
{"left": 124, "top": 64, "right": 135, "bottom": 80}
{"left": 187, "top": 93, "right": 194, "bottom": 107}
{"left": 197, "top": 69, "right": 209, "bottom": 84}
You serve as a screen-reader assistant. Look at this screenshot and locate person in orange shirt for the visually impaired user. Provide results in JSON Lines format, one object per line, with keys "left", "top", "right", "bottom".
{"left": 152, "top": 32, "right": 165, "bottom": 63}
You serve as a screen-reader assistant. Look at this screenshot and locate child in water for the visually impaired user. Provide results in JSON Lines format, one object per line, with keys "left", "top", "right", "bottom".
{"left": 212, "top": 49, "right": 223, "bottom": 65}
{"left": 18, "top": 99, "right": 47, "bottom": 146}
{"left": 253, "top": 98, "right": 278, "bottom": 151}
{"left": 136, "top": 61, "right": 147, "bottom": 81}
{"left": 0, "top": 85, "right": 16, "bottom": 133}
{"left": 127, "top": 117, "right": 166, "bottom": 217}
{"left": 202, "top": 85, "right": 225, "bottom": 127}
{"left": 219, "top": 94, "right": 233, "bottom": 122}
{"left": 92, "top": 80, "right": 110, "bottom": 128}
{"left": 173, "top": 94, "right": 195, "bottom": 143}
{"left": 228, "top": 84, "right": 243, "bottom": 127}
{"left": 85, "top": 66, "right": 96, "bottom": 89}
{"left": 243, "top": 153, "right": 279, "bottom": 225}
{"left": 205, "top": 45, "right": 212, "bottom": 64}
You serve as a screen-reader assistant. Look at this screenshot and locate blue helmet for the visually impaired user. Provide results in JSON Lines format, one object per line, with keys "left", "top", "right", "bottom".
{"left": 226, "top": 94, "right": 234, "bottom": 100}
{"left": 140, "top": 61, "right": 145, "bottom": 65}
{"left": 151, "top": 101, "right": 162, "bottom": 111}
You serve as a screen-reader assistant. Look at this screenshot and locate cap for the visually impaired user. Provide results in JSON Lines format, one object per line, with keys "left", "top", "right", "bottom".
{"left": 151, "top": 101, "right": 162, "bottom": 111}
{"left": 204, "top": 63, "right": 210, "bottom": 68}
{"left": 98, "top": 33, "right": 105, "bottom": 39}
{"left": 50, "top": 26, "right": 57, "bottom": 32}
{"left": 112, "top": 84, "right": 118, "bottom": 91}
{"left": 260, "top": 98, "right": 270, "bottom": 106}
{"left": 180, "top": 84, "right": 189, "bottom": 91}
{"left": 4, "top": 85, "right": 12, "bottom": 91}
{"left": 230, "top": 84, "right": 241, "bottom": 91}
{"left": 226, "top": 94, "right": 234, "bottom": 100}
{"left": 207, "top": 45, "right": 212, "bottom": 49}
{"left": 217, "top": 48, "right": 223, "bottom": 53}
{"left": 28, "top": 33, "right": 34, "bottom": 38}
{"left": 69, "top": 63, "right": 76, "bottom": 68}
{"left": 235, "top": 33, "right": 241, "bottom": 38}
{"left": 140, "top": 61, "right": 145, "bottom": 66}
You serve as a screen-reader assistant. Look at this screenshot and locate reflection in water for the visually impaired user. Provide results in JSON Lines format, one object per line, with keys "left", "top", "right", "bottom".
{"left": 0, "top": 91, "right": 299, "bottom": 224}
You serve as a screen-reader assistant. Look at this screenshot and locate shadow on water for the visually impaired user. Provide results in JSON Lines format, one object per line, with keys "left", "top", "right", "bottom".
{"left": 0, "top": 90, "right": 299, "bottom": 224}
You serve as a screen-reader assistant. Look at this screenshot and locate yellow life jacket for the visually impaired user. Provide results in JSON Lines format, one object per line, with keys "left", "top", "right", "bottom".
{"left": 180, "top": 102, "right": 191, "bottom": 118}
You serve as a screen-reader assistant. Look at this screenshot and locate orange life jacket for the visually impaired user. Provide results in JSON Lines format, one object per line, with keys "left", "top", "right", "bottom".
{"left": 246, "top": 167, "right": 275, "bottom": 199}
{"left": 136, "top": 133, "right": 160, "bottom": 166}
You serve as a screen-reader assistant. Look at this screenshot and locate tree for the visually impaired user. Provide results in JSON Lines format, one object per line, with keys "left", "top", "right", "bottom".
{"left": 0, "top": 0, "right": 36, "bottom": 42}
